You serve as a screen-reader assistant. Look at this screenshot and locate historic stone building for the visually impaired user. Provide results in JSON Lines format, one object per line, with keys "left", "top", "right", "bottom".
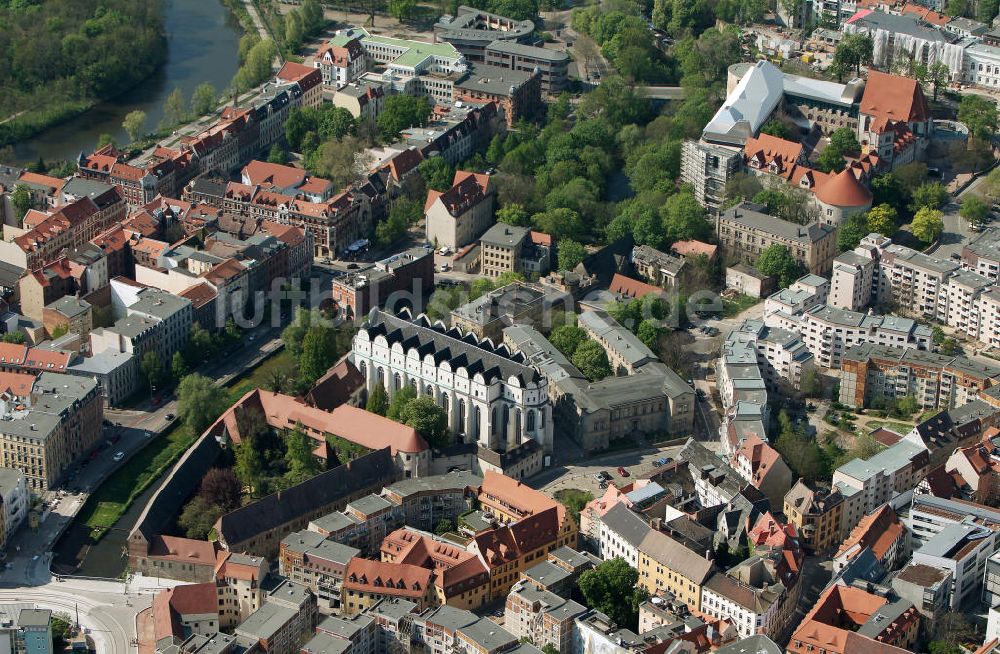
{"left": 351, "top": 309, "right": 553, "bottom": 453}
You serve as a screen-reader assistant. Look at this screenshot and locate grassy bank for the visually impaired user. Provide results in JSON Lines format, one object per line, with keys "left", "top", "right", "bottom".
{"left": 76, "top": 422, "right": 197, "bottom": 538}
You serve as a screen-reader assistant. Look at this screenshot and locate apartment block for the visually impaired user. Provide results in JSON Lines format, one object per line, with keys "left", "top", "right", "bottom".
{"left": 279, "top": 530, "right": 360, "bottom": 613}
{"left": 425, "top": 171, "right": 495, "bottom": 252}
{"left": 484, "top": 41, "right": 569, "bottom": 94}
{"left": 832, "top": 439, "right": 928, "bottom": 524}
{"left": 839, "top": 343, "right": 1000, "bottom": 411}
{"left": 504, "top": 580, "right": 586, "bottom": 652}
{"left": 717, "top": 202, "right": 837, "bottom": 275}
{"left": 331, "top": 247, "right": 434, "bottom": 319}
{"left": 783, "top": 480, "right": 846, "bottom": 554}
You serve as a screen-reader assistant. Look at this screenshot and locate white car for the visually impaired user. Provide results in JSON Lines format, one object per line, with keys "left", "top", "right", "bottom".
{"left": 113, "top": 451, "right": 125, "bottom": 462}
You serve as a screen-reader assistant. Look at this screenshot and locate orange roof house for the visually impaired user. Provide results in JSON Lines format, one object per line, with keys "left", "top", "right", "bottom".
{"left": 788, "top": 584, "right": 919, "bottom": 654}
{"left": 834, "top": 504, "right": 907, "bottom": 571}
{"left": 670, "top": 240, "right": 717, "bottom": 259}
{"left": 609, "top": 273, "right": 661, "bottom": 300}
{"left": 380, "top": 527, "right": 490, "bottom": 609}
{"left": 342, "top": 558, "right": 436, "bottom": 613}
{"left": 813, "top": 167, "right": 873, "bottom": 209}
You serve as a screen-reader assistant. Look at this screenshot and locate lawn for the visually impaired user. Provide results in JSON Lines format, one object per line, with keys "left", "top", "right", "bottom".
{"left": 227, "top": 349, "right": 296, "bottom": 398}
{"left": 863, "top": 421, "right": 913, "bottom": 435}
{"left": 722, "top": 294, "right": 761, "bottom": 318}
{"left": 76, "top": 421, "right": 197, "bottom": 537}
{"left": 554, "top": 488, "right": 594, "bottom": 525}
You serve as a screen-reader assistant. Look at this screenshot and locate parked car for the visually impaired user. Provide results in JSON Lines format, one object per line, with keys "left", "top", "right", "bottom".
{"left": 112, "top": 451, "right": 124, "bottom": 462}
{"left": 617, "top": 466, "right": 629, "bottom": 477}
{"left": 165, "top": 413, "right": 175, "bottom": 421}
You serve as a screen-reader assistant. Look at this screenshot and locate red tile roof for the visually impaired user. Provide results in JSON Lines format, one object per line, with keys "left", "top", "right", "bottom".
{"left": 277, "top": 61, "right": 322, "bottom": 92}
{"left": 671, "top": 240, "right": 717, "bottom": 258}
{"left": 479, "top": 471, "right": 568, "bottom": 528}
{"left": 209, "top": 388, "right": 428, "bottom": 455}
{"left": 814, "top": 168, "right": 873, "bottom": 208}
{"left": 343, "top": 558, "right": 432, "bottom": 598}
{"left": 243, "top": 160, "right": 307, "bottom": 190}
{"left": 860, "top": 70, "right": 930, "bottom": 132}
{"left": 835, "top": 504, "right": 904, "bottom": 564}
{"left": 609, "top": 273, "right": 661, "bottom": 299}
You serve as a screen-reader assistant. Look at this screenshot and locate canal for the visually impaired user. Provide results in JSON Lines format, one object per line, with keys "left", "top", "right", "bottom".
{"left": 12, "top": 0, "right": 243, "bottom": 164}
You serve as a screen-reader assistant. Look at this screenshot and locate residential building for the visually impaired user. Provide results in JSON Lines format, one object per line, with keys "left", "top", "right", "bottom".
{"left": 725, "top": 264, "right": 775, "bottom": 299}
{"left": 0, "top": 469, "right": 27, "bottom": 548}
{"left": 596, "top": 502, "right": 649, "bottom": 568}
{"left": 341, "top": 558, "right": 436, "bottom": 615}
{"left": 65, "top": 349, "right": 138, "bottom": 407}
{"left": 279, "top": 530, "right": 361, "bottom": 613}
{"left": 331, "top": 247, "right": 434, "bottom": 319}
{"left": 504, "top": 581, "right": 586, "bottom": 653}
{"left": 730, "top": 434, "right": 793, "bottom": 510}
{"left": 833, "top": 504, "right": 909, "bottom": 573}
{"left": 453, "top": 64, "right": 541, "bottom": 127}
{"left": 314, "top": 30, "right": 367, "bottom": 89}
{"left": 15, "top": 609, "right": 52, "bottom": 654}
{"left": 700, "top": 553, "right": 799, "bottom": 640}
{"left": 637, "top": 528, "right": 716, "bottom": 611}
{"left": 787, "top": 585, "right": 919, "bottom": 654}
{"left": 630, "top": 245, "right": 685, "bottom": 291}
{"left": 767, "top": 304, "right": 934, "bottom": 370}
{"left": 783, "top": 481, "right": 846, "bottom": 554}
{"left": 235, "top": 581, "right": 318, "bottom": 654}
{"left": 351, "top": 309, "right": 553, "bottom": 454}
{"left": 425, "top": 171, "right": 495, "bottom": 251}
{"left": 380, "top": 527, "right": 490, "bottom": 610}
{"left": 839, "top": 344, "right": 1000, "bottom": 411}
{"left": 716, "top": 202, "right": 837, "bottom": 276}
{"left": 478, "top": 223, "right": 551, "bottom": 279}
{"left": 832, "top": 439, "right": 928, "bottom": 525}
{"left": 276, "top": 62, "right": 323, "bottom": 109}
{"left": 0, "top": 372, "right": 102, "bottom": 492}
{"left": 333, "top": 82, "right": 386, "bottom": 125}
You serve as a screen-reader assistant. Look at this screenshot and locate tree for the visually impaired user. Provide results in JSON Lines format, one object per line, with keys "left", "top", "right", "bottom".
{"left": 837, "top": 212, "right": 869, "bottom": 252}
{"left": 10, "top": 185, "right": 32, "bottom": 222}
{"left": 267, "top": 144, "right": 288, "bottom": 164}
{"left": 865, "top": 204, "right": 897, "bottom": 236}
{"left": 661, "top": 190, "right": 710, "bottom": 243}
{"left": 1, "top": 332, "right": 24, "bottom": 345}
{"left": 191, "top": 82, "right": 216, "bottom": 116}
{"left": 816, "top": 146, "right": 845, "bottom": 173}
{"left": 960, "top": 195, "right": 990, "bottom": 228}
{"left": 164, "top": 87, "right": 185, "bottom": 127}
{"left": 367, "top": 383, "right": 389, "bottom": 416}
{"left": 235, "top": 436, "right": 265, "bottom": 497}
{"left": 497, "top": 204, "right": 530, "bottom": 226}
{"left": 958, "top": 94, "right": 999, "bottom": 140}
{"left": 285, "top": 425, "right": 320, "bottom": 483}
{"left": 199, "top": 468, "right": 242, "bottom": 512}
{"left": 760, "top": 118, "right": 791, "bottom": 139}
{"left": 434, "top": 518, "right": 454, "bottom": 535}
{"left": 318, "top": 107, "right": 355, "bottom": 141}
{"left": 829, "top": 127, "right": 860, "bottom": 156}
{"left": 300, "top": 325, "right": 339, "bottom": 385}
{"left": 946, "top": 0, "right": 969, "bottom": 16}
{"left": 389, "top": 0, "right": 418, "bottom": 20}
{"left": 572, "top": 340, "right": 612, "bottom": 381}
{"left": 377, "top": 95, "right": 432, "bottom": 141}
{"left": 578, "top": 558, "right": 647, "bottom": 632}
{"left": 122, "top": 110, "right": 147, "bottom": 143}
{"left": 419, "top": 157, "right": 455, "bottom": 192}
{"left": 305, "top": 136, "right": 365, "bottom": 188}
{"left": 912, "top": 207, "right": 945, "bottom": 244}
{"left": 832, "top": 33, "right": 874, "bottom": 79}
{"left": 141, "top": 351, "right": 163, "bottom": 390}
{"left": 177, "top": 373, "right": 232, "bottom": 435}
{"left": 234, "top": 38, "right": 277, "bottom": 92}
{"left": 910, "top": 182, "right": 949, "bottom": 212}
{"left": 558, "top": 240, "right": 587, "bottom": 271}
{"left": 177, "top": 495, "right": 223, "bottom": 539}
{"left": 550, "top": 325, "right": 588, "bottom": 357}
{"left": 387, "top": 386, "right": 417, "bottom": 420}
{"left": 927, "top": 61, "right": 949, "bottom": 101}
{"left": 757, "top": 245, "right": 803, "bottom": 287}
{"left": 399, "top": 396, "right": 449, "bottom": 447}
{"left": 773, "top": 411, "right": 827, "bottom": 481}
{"left": 188, "top": 322, "right": 217, "bottom": 362}
{"left": 171, "top": 351, "right": 189, "bottom": 381}
{"left": 96, "top": 133, "right": 116, "bottom": 149}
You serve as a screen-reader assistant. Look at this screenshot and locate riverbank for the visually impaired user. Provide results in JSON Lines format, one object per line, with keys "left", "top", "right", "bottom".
{"left": 7, "top": 0, "right": 244, "bottom": 164}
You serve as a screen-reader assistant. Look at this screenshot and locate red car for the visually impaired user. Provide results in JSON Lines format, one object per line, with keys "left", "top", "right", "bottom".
{"left": 617, "top": 466, "right": 629, "bottom": 477}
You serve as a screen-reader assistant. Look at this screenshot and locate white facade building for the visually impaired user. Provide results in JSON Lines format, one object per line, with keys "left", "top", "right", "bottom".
{"left": 351, "top": 309, "right": 552, "bottom": 453}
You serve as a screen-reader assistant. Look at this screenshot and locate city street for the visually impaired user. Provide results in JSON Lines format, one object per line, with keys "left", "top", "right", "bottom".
{"left": 0, "top": 576, "right": 172, "bottom": 654}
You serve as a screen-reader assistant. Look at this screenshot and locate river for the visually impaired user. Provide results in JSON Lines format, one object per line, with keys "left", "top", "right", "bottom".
{"left": 12, "top": 0, "right": 243, "bottom": 165}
